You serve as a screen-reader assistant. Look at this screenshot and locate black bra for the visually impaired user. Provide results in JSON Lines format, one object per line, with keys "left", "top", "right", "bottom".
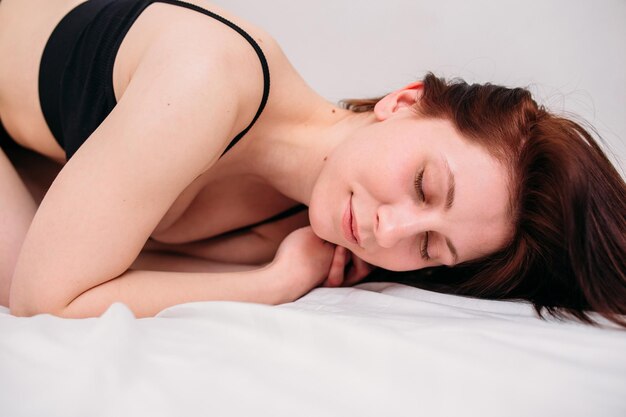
{"left": 39, "top": 0, "right": 270, "bottom": 160}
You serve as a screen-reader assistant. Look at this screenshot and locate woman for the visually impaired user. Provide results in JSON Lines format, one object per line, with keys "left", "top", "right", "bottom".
{"left": 0, "top": 0, "right": 624, "bottom": 324}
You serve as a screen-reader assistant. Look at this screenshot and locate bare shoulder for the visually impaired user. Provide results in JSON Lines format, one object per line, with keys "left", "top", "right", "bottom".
{"left": 117, "top": 0, "right": 278, "bottom": 133}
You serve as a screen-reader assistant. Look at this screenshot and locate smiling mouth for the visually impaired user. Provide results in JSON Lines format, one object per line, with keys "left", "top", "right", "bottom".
{"left": 342, "top": 194, "right": 358, "bottom": 245}
{"left": 350, "top": 197, "right": 361, "bottom": 246}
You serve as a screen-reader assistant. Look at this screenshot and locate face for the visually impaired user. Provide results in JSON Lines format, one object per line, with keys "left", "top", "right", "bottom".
{"left": 309, "top": 106, "right": 513, "bottom": 271}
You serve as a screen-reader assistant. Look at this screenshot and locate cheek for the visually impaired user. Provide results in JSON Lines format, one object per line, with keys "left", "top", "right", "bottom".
{"left": 356, "top": 246, "right": 424, "bottom": 272}
{"left": 307, "top": 160, "right": 350, "bottom": 243}
{"left": 307, "top": 180, "right": 331, "bottom": 241}
{"left": 351, "top": 151, "right": 417, "bottom": 201}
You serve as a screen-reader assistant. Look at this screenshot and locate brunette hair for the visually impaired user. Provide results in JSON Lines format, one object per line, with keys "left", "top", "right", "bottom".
{"left": 343, "top": 72, "right": 626, "bottom": 328}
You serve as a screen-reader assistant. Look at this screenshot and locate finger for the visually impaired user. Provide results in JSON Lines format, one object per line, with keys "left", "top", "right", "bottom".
{"left": 321, "top": 247, "right": 337, "bottom": 287}
{"left": 323, "top": 246, "right": 347, "bottom": 288}
{"left": 343, "top": 254, "right": 375, "bottom": 286}
{"left": 324, "top": 246, "right": 346, "bottom": 287}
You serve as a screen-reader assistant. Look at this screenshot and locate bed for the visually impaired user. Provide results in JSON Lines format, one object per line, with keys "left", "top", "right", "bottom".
{"left": 2, "top": 282, "right": 625, "bottom": 416}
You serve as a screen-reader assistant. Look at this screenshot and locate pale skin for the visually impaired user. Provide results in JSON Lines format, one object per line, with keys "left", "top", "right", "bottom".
{"left": 0, "top": 0, "right": 512, "bottom": 318}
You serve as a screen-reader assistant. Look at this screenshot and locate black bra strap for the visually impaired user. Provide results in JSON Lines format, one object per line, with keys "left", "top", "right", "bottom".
{"left": 156, "top": 0, "right": 271, "bottom": 157}
{"left": 219, "top": 204, "right": 308, "bottom": 238}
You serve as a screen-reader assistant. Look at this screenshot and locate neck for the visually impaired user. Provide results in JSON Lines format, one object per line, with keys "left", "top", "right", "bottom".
{"left": 243, "top": 100, "right": 374, "bottom": 205}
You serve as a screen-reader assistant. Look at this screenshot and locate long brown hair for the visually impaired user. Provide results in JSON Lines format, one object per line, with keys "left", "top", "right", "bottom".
{"left": 344, "top": 72, "right": 626, "bottom": 328}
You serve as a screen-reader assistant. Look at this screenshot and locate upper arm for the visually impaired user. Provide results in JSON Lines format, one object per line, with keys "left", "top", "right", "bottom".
{"left": 0, "top": 147, "right": 37, "bottom": 305}
{"left": 9, "top": 35, "right": 263, "bottom": 314}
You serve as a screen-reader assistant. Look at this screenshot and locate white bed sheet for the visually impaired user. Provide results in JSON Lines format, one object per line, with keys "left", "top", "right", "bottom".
{"left": 1, "top": 282, "right": 625, "bottom": 417}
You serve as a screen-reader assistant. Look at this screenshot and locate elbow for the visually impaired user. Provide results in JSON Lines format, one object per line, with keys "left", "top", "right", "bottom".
{"left": 10, "top": 275, "right": 113, "bottom": 319}
{"left": 9, "top": 296, "right": 44, "bottom": 317}
{"left": 8, "top": 257, "right": 110, "bottom": 318}
{"left": 9, "top": 291, "right": 60, "bottom": 318}
{"left": 9, "top": 303, "right": 36, "bottom": 318}
{"left": 8, "top": 278, "right": 34, "bottom": 317}
{"left": 8, "top": 274, "right": 66, "bottom": 318}
{"left": 9, "top": 298, "right": 69, "bottom": 318}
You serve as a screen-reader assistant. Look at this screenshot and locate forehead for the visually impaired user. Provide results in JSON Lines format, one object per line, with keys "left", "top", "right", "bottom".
{"left": 448, "top": 145, "right": 513, "bottom": 259}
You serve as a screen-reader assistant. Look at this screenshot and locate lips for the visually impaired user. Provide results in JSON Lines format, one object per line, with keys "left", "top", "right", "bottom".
{"left": 342, "top": 194, "right": 360, "bottom": 246}
{"left": 350, "top": 198, "right": 361, "bottom": 245}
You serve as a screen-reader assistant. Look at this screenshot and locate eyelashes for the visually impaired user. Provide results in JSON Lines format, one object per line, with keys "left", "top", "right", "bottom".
{"left": 414, "top": 168, "right": 426, "bottom": 202}
{"left": 420, "top": 232, "right": 430, "bottom": 261}
{"left": 415, "top": 168, "right": 430, "bottom": 261}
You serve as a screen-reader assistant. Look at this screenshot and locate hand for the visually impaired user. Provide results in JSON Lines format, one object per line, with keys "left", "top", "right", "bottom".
{"left": 270, "top": 226, "right": 337, "bottom": 302}
{"left": 321, "top": 245, "right": 375, "bottom": 288}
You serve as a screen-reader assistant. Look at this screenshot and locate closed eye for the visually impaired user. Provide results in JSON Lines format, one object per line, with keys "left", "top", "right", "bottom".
{"left": 415, "top": 168, "right": 429, "bottom": 260}
{"left": 420, "top": 232, "right": 430, "bottom": 261}
{"left": 414, "top": 168, "right": 426, "bottom": 202}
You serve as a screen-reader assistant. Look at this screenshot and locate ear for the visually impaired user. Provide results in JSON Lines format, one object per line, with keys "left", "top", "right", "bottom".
{"left": 373, "top": 81, "right": 424, "bottom": 121}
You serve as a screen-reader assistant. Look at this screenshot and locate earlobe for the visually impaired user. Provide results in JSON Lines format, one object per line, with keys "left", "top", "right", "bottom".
{"left": 373, "top": 82, "right": 424, "bottom": 121}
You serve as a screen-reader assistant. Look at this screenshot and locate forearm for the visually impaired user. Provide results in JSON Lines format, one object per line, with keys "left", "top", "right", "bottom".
{"left": 59, "top": 266, "right": 284, "bottom": 319}
{"left": 129, "top": 249, "right": 264, "bottom": 273}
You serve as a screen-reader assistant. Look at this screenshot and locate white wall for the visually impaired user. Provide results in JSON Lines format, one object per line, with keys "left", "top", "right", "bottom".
{"left": 212, "top": 0, "right": 626, "bottom": 175}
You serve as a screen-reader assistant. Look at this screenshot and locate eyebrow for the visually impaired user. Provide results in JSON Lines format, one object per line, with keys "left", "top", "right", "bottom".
{"left": 443, "top": 158, "right": 456, "bottom": 211}
{"left": 442, "top": 158, "right": 458, "bottom": 265}
{"left": 445, "top": 237, "right": 459, "bottom": 266}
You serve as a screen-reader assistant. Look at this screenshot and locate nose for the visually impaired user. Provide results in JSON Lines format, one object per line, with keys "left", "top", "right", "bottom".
{"left": 374, "top": 202, "right": 427, "bottom": 248}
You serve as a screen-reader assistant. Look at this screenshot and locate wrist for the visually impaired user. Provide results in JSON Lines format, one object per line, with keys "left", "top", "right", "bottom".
{"left": 259, "top": 260, "right": 291, "bottom": 305}
{"left": 264, "top": 259, "right": 307, "bottom": 305}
